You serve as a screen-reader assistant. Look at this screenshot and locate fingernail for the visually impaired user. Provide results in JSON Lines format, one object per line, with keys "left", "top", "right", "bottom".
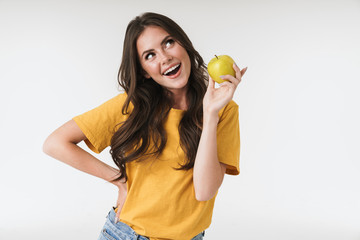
{"left": 220, "top": 75, "right": 225, "bottom": 79}
{"left": 115, "top": 217, "right": 119, "bottom": 223}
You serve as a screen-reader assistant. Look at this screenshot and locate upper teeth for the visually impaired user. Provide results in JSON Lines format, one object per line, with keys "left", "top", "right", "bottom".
{"left": 163, "top": 64, "right": 180, "bottom": 75}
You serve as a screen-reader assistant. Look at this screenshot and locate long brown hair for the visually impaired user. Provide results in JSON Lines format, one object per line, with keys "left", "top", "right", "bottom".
{"left": 110, "top": 12, "right": 208, "bottom": 182}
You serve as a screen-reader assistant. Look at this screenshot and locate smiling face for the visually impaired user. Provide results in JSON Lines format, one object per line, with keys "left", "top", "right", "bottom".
{"left": 136, "top": 26, "right": 191, "bottom": 96}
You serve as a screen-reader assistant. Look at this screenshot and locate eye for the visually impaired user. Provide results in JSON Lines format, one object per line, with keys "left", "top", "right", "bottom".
{"left": 165, "top": 39, "right": 175, "bottom": 48}
{"left": 145, "top": 52, "right": 155, "bottom": 60}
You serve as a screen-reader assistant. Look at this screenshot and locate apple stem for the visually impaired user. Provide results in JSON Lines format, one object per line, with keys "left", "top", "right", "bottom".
{"left": 215, "top": 55, "right": 218, "bottom": 59}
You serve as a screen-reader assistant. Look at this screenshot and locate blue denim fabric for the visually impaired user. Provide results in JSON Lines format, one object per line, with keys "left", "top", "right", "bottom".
{"left": 98, "top": 207, "right": 205, "bottom": 240}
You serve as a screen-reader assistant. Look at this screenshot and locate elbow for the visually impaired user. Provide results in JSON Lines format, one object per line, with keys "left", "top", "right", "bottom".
{"left": 194, "top": 178, "right": 223, "bottom": 202}
{"left": 195, "top": 189, "right": 216, "bottom": 202}
{"left": 194, "top": 177, "right": 224, "bottom": 202}
{"left": 42, "top": 134, "right": 58, "bottom": 156}
{"left": 42, "top": 136, "right": 53, "bottom": 156}
{"left": 196, "top": 195, "right": 211, "bottom": 202}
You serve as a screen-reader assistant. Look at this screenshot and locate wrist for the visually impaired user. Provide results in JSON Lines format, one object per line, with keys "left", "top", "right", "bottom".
{"left": 113, "top": 179, "right": 127, "bottom": 190}
{"left": 108, "top": 168, "right": 126, "bottom": 189}
{"left": 203, "top": 110, "right": 219, "bottom": 126}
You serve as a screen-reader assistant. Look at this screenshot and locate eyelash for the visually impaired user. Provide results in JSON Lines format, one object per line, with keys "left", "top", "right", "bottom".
{"left": 165, "top": 39, "right": 175, "bottom": 47}
{"left": 145, "top": 39, "right": 175, "bottom": 60}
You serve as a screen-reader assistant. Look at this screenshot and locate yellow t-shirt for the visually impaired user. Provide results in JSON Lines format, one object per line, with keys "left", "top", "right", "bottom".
{"left": 73, "top": 93, "right": 240, "bottom": 240}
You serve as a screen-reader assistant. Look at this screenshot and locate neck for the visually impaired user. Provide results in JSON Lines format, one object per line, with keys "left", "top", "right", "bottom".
{"left": 168, "top": 88, "right": 188, "bottom": 110}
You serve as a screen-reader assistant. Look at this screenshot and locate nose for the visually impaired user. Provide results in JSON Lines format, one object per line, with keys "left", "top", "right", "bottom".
{"left": 160, "top": 51, "right": 172, "bottom": 65}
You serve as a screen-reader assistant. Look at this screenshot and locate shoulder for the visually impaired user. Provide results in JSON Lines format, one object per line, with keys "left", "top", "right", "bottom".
{"left": 74, "top": 92, "right": 131, "bottom": 122}
{"left": 107, "top": 92, "right": 128, "bottom": 104}
{"left": 97, "top": 92, "right": 131, "bottom": 111}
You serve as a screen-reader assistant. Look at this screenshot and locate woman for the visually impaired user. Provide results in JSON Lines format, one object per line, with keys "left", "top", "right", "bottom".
{"left": 43, "top": 12, "right": 247, "bottom": 240}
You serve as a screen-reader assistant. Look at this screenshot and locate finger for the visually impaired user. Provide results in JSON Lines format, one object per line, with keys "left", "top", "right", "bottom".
{"left": 240, "top": 67, "right": 248, "bottom": 77}
{"left": 208, "top": 75, "right": 215, "bottom": 89}
{"left": 114, "top": 206, "right": 119, "bottom": 223}
{"left": 233, "top": 63, "right": 242, "bottom": 81}
{"left": 116, "top": 211, "right": 121, "bottom": 223}
{"left": 219, "top": 81, "right": 233, "bottom": 88}
{"left": 233, "top": 62, "right": 241, "bottom": 78}
{"left": 234, "top": 62, "right": 248, "bottom": 80}
{"left": 220, "top": 74, "right": 240, "bottom": 86}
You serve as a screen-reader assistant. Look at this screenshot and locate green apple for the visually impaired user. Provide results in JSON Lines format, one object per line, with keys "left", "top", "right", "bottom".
{"left": 207, "top": 55, "right": 235, "bottom": 84}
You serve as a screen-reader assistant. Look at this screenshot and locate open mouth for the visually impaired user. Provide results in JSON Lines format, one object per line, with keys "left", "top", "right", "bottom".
{"left": 163, "top": 63, "right": 181, "bottom": 76}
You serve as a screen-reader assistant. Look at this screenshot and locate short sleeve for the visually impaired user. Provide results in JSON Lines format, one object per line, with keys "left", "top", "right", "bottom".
{"left": 217, "top": 100, "right": 240, "bottom": 175}
{"left": 72, "top": 93, "right": 128, "bottom": 153}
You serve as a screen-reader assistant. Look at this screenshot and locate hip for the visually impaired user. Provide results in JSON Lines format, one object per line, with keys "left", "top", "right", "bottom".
{"left": 97, "top": 207, "right": 205, "bottom": 240}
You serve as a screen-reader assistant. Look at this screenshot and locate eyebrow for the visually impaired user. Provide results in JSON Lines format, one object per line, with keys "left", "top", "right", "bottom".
{"left": 141, "top": 35, "right": 172, "bottom": 58}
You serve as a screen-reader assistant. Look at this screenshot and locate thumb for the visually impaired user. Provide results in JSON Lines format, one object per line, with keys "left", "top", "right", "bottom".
{"left": 114, "top": 187, "right": 127, "bottom": 223}
{"left": 115, "top": 208, "right": 120, "bottom": 223}
{"left": 208, "top": 75, "right": 215, "bottom": 89}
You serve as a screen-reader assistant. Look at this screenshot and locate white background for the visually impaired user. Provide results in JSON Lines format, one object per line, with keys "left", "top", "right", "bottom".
{"left": 1, "top": 0, "right": 359, "bottom": 239}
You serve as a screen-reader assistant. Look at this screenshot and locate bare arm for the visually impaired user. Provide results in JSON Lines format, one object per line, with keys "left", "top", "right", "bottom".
{"left": 42, "top": 120, "right": 127, "bottom": 217}
{"left": 193, "top": 64, "right": 246, "bottom": 201}
{"left": 43, "top": 119, "right": 124, "bottom": 186}
{"left": 193, "top": 113, "right": 227, "bottom": 201}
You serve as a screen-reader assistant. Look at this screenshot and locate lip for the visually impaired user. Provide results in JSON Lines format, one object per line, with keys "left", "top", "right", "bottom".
{"left": 162, "top": 63, "right": 181, "bottom": 75}
{"left": 163, "top": 63, "right": 182, "bottom": 79}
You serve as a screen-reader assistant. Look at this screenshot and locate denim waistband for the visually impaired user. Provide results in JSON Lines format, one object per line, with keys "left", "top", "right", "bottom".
{"left": 106, "top": 207, "right": 205, "bottom": 240}
{"left": 106, "top": 207, "right": 149, "bottom": 240}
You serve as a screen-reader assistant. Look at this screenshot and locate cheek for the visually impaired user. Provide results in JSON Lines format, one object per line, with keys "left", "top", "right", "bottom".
{"left": 176, "top": 48, "right": 190, "bottom": 69}
{"left": 183, "top": 52, "right": 191, "bottom": 74}
{"left": 142, "top": 62, "right": 159, "bottom": 76}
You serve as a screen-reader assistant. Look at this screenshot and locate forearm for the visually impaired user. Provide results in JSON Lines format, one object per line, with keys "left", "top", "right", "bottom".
{"left": 43, "top": 138, "right": 126, "bottom": 190}
{"left": 193, "top": 113, "right": 224, "bottom": 201}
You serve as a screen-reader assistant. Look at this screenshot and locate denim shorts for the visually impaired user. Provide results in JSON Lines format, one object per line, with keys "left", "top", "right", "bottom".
{"left": 98, "top": 207, "right": 205, "bottom": 240}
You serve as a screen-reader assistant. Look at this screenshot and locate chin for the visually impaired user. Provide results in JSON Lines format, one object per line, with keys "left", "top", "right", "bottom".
{"left": 175, "top": 78, "right": 189, "bottom": 89}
